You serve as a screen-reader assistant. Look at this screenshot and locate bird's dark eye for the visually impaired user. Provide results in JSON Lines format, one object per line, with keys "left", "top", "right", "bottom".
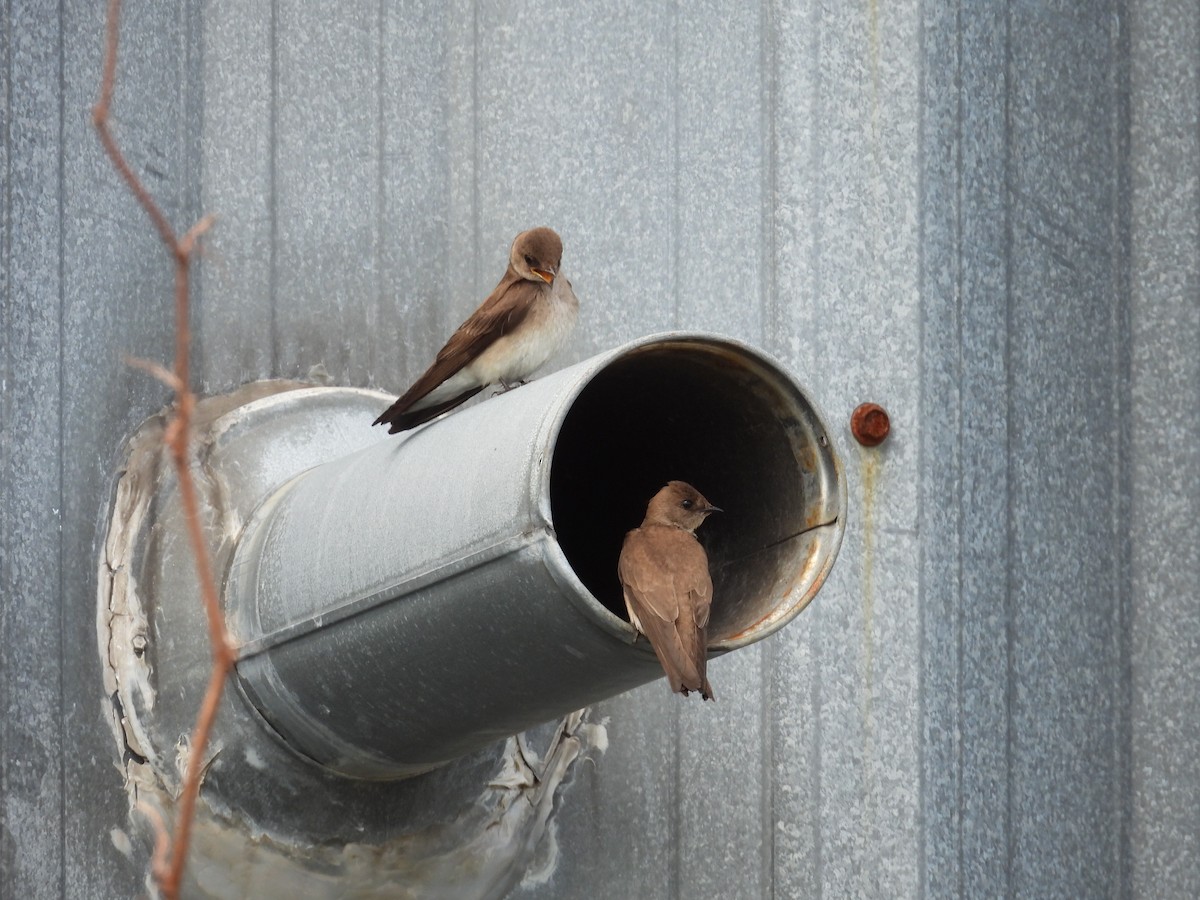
{"left": 681, "top": 498, "right": 693, "bottom": 509}
{"left": 524, "top": 254, "right": 535, "bottom": 266}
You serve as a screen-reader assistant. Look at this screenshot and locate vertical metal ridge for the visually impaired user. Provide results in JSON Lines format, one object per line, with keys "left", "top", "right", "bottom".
{"left": 55, "top": 0, "right": 67, "bottom": 892}
{"left": 0, "top": 0, "right": 13, "bottom": 843}
{"left": 953, "top": 3, "right": 967, "bottom": 896}
{"left": 915, "top": 0, "right": 929, "bottom": 883}
{"left": 670, "top": 12, "right": 682, "bottom": 890}
{"left": 183, "top": 0, "right": 198, "bottom": 380}
{"left": 267, "top": 0, "right": 279, "bottom": 372}
{"left": 760, "top": 638, "right": 776, "bottom": 900}
{"left": 373, "top": 0, "right": 385, "bottom": 380}
{"left": 1109, "top": 2, "right": 1135, "bottom": 894}
{"left": 669, "top": 693, "right": 681, "bottom": 900}
{"left": 759, "top": 3, "right": 778, "bottom": 890}
{"left": 810, "top": 2, "right": 825, "bottom": 894}
{"left": 760, "top": 0, "right": 778, "bottom": 360}
{"left": 670, "top": 1, "right": 680, "bottom": 330}
{"left": 470, "top": 0, "right": 480, "bottom": 297}
{"left": 1, "top": 0, "right": 11, "bottom": 579}
{"left": 1001, "top": 0, "right": 1016, "bottom": 893}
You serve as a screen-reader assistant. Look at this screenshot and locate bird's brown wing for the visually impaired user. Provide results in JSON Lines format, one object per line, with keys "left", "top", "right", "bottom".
{"left": 373, "top": 275, "right": 540, "bottom": 431}
{"left": 618, "top": 526, "right": 714, "bottom": 699}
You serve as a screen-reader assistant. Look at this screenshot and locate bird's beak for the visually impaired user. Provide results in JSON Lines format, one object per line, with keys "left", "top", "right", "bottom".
{"left": 704, "top": 505, "right": 723, "bottom": 514}
{"left": 532, "top": 267, "right": 555, "bottom": 284}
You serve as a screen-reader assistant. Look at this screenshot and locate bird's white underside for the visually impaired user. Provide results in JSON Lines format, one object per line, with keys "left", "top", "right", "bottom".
{"left": 410, "top": 278, "right": 579, "bottom": 412}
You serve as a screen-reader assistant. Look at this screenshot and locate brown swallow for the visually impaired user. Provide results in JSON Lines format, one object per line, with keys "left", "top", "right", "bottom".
{"left": 618, "top": 481, "right": 721, "bottom": 700}
{"left": 373, "top": 227, "right": 579, "bottom": 433}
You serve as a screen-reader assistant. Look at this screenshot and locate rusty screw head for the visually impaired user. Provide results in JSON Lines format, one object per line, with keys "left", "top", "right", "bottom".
{"left": 851, "top": 402, "right": 890, "bottom": 447}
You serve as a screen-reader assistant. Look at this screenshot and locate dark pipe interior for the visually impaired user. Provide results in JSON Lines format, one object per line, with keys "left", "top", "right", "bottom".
{"left": 550, "top": 343, "right": 815, "bottom": 641}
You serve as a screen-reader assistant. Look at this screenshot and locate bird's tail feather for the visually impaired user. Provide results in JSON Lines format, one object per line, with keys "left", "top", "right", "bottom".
{"left": 373, "top": 387, "right": 483, "bottom": 433}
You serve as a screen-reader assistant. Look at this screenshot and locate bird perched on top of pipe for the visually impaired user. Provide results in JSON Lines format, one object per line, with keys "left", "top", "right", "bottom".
{"left": 373, "top": 227, "right": 579, "bottom": 433}
{"left": 618, "top": 481, "right": 721, "bottom": 701}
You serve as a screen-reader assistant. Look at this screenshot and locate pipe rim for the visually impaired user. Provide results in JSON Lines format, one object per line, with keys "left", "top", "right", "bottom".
{"left": 534, "top": 331, "right": 847, "bottom": 652}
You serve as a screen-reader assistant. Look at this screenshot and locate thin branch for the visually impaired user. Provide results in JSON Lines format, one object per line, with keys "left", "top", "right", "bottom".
{"left": 92, "top": 0, "right": 177, "bottom": 253}
{"left": 123, "top": 355, "right": 183, "bottom": 394}
{"left": 93, "top": 1, "right": 232, "bottom": 897}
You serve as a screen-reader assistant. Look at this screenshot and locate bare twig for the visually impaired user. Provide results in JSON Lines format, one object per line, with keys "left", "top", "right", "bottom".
{"left": 122, "top": 355, "right": 183, "bottom": 394}
{"left": 93, "top": 1, "right": 233, "bottom": 897}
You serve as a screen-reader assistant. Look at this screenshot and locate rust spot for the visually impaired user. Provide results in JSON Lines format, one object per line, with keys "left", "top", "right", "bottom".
{"left": 851, "top": 402, "right": 890, "bottom": 447}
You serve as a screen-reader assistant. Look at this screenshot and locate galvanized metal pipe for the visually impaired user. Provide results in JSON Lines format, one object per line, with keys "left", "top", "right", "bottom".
{"left": 225, "top": 333, "right": 845, "bottom": 778}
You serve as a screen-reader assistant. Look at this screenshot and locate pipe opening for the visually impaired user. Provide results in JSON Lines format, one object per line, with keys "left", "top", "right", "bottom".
{"left": 550, "top": 339, "right": 837, "bottom": 646}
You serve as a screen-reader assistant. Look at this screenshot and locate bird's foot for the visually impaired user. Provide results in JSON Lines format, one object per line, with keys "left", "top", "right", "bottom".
{"left": 494, "top": 378, "right": 528, "bottom": 395}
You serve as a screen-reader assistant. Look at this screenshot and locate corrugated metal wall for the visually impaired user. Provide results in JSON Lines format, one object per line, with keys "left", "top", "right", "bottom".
{"left": 2, "top": 0, "right": 1197, "bottom": 896}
